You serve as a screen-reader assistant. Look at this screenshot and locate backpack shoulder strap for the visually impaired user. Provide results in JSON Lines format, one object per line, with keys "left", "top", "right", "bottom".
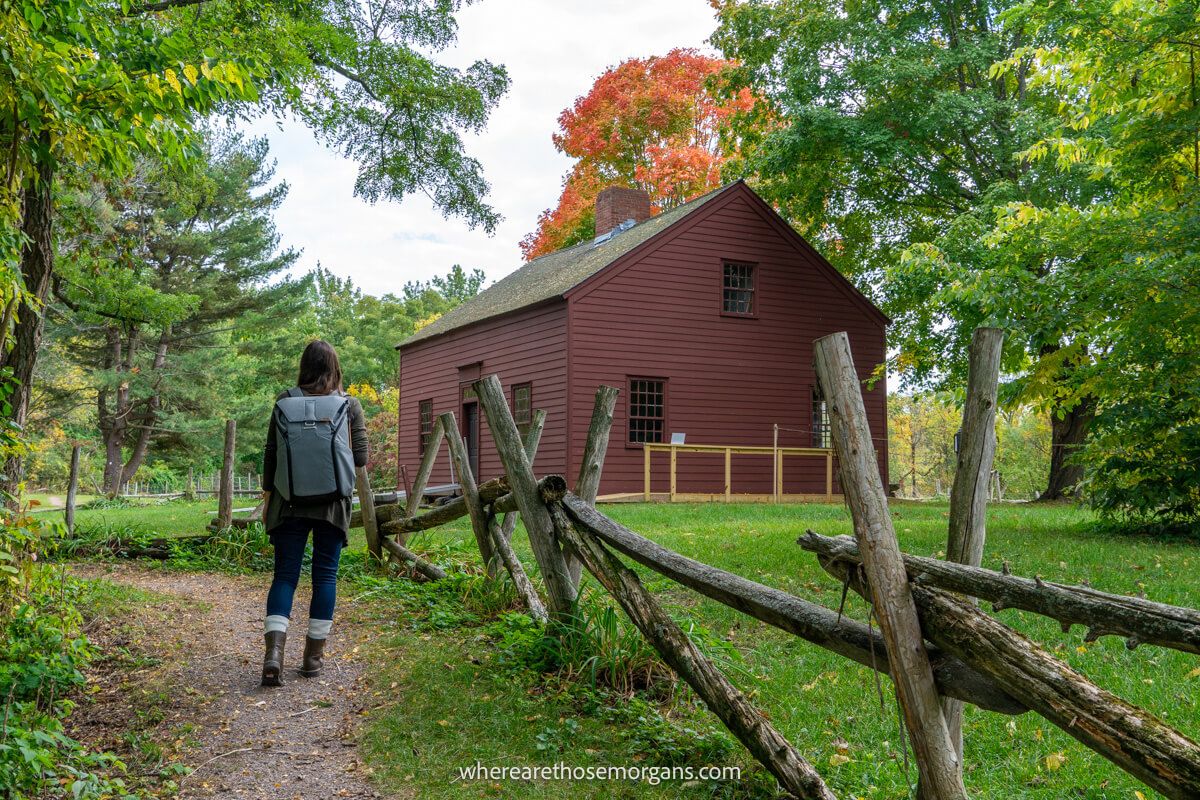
{"left": 286, "top": 387, "right": 304, "bottom": 398}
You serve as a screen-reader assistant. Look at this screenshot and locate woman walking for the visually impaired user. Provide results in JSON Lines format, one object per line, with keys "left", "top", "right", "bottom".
{"left": 260, "top": 340, "right": 368, "bottom": 686}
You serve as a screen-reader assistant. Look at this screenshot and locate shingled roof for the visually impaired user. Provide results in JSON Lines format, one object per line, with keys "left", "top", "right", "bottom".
{"left": 398, "top": 183, "right": 734, "bottom": 348}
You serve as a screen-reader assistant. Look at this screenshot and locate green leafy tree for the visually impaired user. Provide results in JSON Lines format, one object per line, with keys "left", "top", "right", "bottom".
{"left": 981, "top": 0, "right": 1200, "bottom": 524}
{"left": 1, "top": 0, "right": 508, "bottom": 495}
{"left": 47, "top": 131, "right": 302, "bottom": 495}
{"left": 713, "top": 0, "right": 1104, "bottom": 499}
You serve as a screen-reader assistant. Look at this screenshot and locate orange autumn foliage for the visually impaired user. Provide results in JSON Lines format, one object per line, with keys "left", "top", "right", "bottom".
{"left": 520, "top": 48, "right": 755, "bottom": 260}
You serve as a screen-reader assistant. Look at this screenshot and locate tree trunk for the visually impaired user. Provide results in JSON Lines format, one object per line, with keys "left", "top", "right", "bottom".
{"left": 118, "top": 325, "right": 170, "bottom": 486}
{"left": 1, "top": 141, "right": 54, "bottom": 501}
{"left": 1040, "top": 395, "right": 1094, "bottom": 500}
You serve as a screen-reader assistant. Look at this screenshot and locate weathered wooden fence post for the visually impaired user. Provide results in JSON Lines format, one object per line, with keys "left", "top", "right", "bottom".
{"left": 813, "top": 331, "right": 967, "bottom": 799}
{"left": 357, "top": 465, "right": 381, "bottom": 561}
{"left": 440, "top": 412, "right": 497, "bottom": 571}
{"left": 404, "top": 417, "right": 445, "bottom": 526}
{"left": 548, "top": 501, "right": 836, "bottom": 800}
{"left": 568, "top": 385, "right": 619, "bottom": 586}
{"left": 499, "top": 409, "right": 547, "bottom": 542}
{"left": 938, "top": 326, "right": 1004, "bottom": 774}
{"left": 65, "top": 443, "right": 81, "bottom": 536}
{"left": 474, "top": 374, "right": 577, "bottom": 618}
{"left": 216, "top": 419, "right": 236, "bottom": 530}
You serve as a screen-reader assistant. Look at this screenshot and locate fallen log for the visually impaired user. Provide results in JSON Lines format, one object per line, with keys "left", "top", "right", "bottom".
{"left": 381, "top": 537, "right": 447, "bottom": 581}
{"left": 549, "top": 501, "right": 836, "bottom": 800}
{"left": 799, "top": 532, "right": 1200, "bottom": 655}
{"left": 561, "top": 495, "right": 1025, "bottom": 714}
{"left": 814, "top": 550, "right": 1200, "bottom": 800}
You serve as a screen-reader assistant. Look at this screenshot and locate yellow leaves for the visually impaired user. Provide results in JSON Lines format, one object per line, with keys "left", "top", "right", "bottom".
{"left": 828, "top": 752, "right": 851, "bottom": 767}
{"left": 164, "top": 68, "right": 182, "bottom": 95}
{"left": 414, "top": 312, "right": 442, "bottom": 331}
{"left": 1044, "top": 752, "right": 1067, "bottom": 771}
{"left": 1135, "top": 791, "right": 1147, "bottom": 800}
{"left": 183, "top": 64, "right": 199, "bottom": 85}
{"left": 1185, "top": 666, "right": 1200, "bottom": 679}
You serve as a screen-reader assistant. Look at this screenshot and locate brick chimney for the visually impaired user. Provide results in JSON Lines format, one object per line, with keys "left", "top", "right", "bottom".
{"left": 594, "top": 186, "right": 651, "bottom": 238}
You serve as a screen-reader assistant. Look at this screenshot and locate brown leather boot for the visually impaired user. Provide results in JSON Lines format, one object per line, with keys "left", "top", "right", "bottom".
{"left": 299, "top": 636, "right": 326, "bottom": 678}
{"left": 261, "top": 631, "right": 286, "bottom": 687}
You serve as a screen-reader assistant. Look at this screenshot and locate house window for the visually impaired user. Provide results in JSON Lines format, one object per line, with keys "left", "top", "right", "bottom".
{"left": 418, "top": 399, "right": 434, "bottom": 454}
{"left": 628, "top": 378, "right": 666, "bottom": 444}
{"left": 812, "top": 388, "right": 831, "bottom": 448}
{"left": 512, "top": 383, "right": 532, "bottom": 436}
{"left": 722, "top": 262, "right": 755, "bottom": 315}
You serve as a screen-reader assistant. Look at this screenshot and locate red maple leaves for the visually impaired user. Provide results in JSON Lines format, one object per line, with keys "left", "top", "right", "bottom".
{"left": 520, "top": 48, "right": 755, "bottom": 260}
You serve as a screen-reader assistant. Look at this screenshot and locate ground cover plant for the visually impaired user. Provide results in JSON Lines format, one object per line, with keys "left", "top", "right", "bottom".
{"left": 52, "top": 495, "right": 1200, "bottom": 798}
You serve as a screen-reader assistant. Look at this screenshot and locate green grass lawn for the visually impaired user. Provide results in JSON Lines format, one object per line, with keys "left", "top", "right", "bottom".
{"left": 65, "top": 497, "right": 1199, "bottom": 798}
{"left": 352, "top": 500, "right": 1198, "bottom": 800}
{"left": 57, "top": 497, "right": 244, "bottom": 537}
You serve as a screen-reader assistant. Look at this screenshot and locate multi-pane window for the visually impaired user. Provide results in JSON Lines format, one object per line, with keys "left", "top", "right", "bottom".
{"left": 722, "top": 262, "right": 755, "bottom": 315}
{"left": 628, "top": 378, "right": 666, "bottom": 444}
{"left": 512, "top": 383, "right": 532, "bottom": 436}
{"left": 812, "top": 388, "right": 831, "bottom": 448}
{"left": 418, "top": 399, "right": 434, "bottom": 454}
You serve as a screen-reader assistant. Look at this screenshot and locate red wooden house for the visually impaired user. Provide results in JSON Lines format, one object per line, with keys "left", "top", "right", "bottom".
{"left": 396, "top": 181, "right": 888, "bottom": 499}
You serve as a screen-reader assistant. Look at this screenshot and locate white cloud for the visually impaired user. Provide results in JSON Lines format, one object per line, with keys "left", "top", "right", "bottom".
{"left": 242, "top": 0, "right": 719, "bottom": 297}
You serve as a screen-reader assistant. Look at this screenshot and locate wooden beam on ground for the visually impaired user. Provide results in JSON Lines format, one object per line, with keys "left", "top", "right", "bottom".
{"left": 814, "top": 331, "right": 967, "bottom": 799}
{"left": 475, "top": 375, "right": 576, "bottom": 618}
{"left": 216, "top": 420, "right": 236, "bottom": 530}
{"left": 357, "top": 465, "right": 381, "bottom": 561}
{"left": 381, "top": 537, "right": 447, "bottom": 581}
{"left": 940, "top": 326, "right": 1004, "bottom": 772}
{"left": 405, "top": 416, "right": 445, "bottom": 521}
{"left": 799, "top": 532, "right": 1200, "bottom": 655}
{"left": 441, "top": 412, "right": 497, "bottom": 572}
{"left": 488, "top": 515, "right": 548, "bottom": 623}
{"left": 568, "top": 385, "right": 619, "bottom": 586}
{"left": 548, "top": 500, "right": 836, "bottom": 800}
{"left": 65, "top": 443, "right": 81, "bottom": 536}
{"left": 563, "top": 495, "right": 1024, "bottom": 715}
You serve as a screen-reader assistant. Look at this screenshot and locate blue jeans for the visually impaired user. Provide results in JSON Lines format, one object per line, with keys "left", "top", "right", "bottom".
{"left": 265, "top": 517, "right": 344, "bottom": 623}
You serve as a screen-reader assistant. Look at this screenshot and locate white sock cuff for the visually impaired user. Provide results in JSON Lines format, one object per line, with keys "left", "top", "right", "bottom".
{"left": 265, "top": 615, "right": 289, "bottom": 634}
{"left": 308, "top": 618, "right": 333, "bottom": 640}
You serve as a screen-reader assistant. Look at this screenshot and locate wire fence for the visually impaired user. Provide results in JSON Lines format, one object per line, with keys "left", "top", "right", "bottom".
{"left": 121, "top": 471, "right": 263, "bottom": 498}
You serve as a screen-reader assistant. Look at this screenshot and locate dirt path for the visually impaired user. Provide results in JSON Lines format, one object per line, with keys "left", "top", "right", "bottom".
{"left": 71, "top": 563, "right": 388, "bottom": 800}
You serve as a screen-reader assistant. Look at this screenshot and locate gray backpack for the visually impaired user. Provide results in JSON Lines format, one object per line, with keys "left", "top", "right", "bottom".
{"left": 272, "top": 388, "right": 356, "bottom": 503}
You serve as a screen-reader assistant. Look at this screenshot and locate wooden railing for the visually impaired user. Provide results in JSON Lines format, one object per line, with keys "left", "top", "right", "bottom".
{"left": 641, "top": 442, "right": 835, "bottom": 502}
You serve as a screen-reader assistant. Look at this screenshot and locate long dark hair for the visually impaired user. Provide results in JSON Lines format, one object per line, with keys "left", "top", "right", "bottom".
{"left": 297, "top": 340, "right": 343, "bottom": 395}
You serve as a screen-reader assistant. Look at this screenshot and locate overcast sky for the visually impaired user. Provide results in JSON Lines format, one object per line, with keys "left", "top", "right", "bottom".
{"left": 241, "top": 0, "right": 720, "bottom": 297}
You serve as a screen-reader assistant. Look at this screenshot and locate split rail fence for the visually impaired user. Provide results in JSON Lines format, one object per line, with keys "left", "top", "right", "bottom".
{"left": 326, "top": 329, "right": 1200, "bottom": 799}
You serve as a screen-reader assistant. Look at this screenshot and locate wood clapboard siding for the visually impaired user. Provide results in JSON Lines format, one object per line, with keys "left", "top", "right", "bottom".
{"left": 566, "top": 188, "right": 888, "bottom": 496}
{"left": 397, "top": 301, "right": 569, "bottom": 487}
